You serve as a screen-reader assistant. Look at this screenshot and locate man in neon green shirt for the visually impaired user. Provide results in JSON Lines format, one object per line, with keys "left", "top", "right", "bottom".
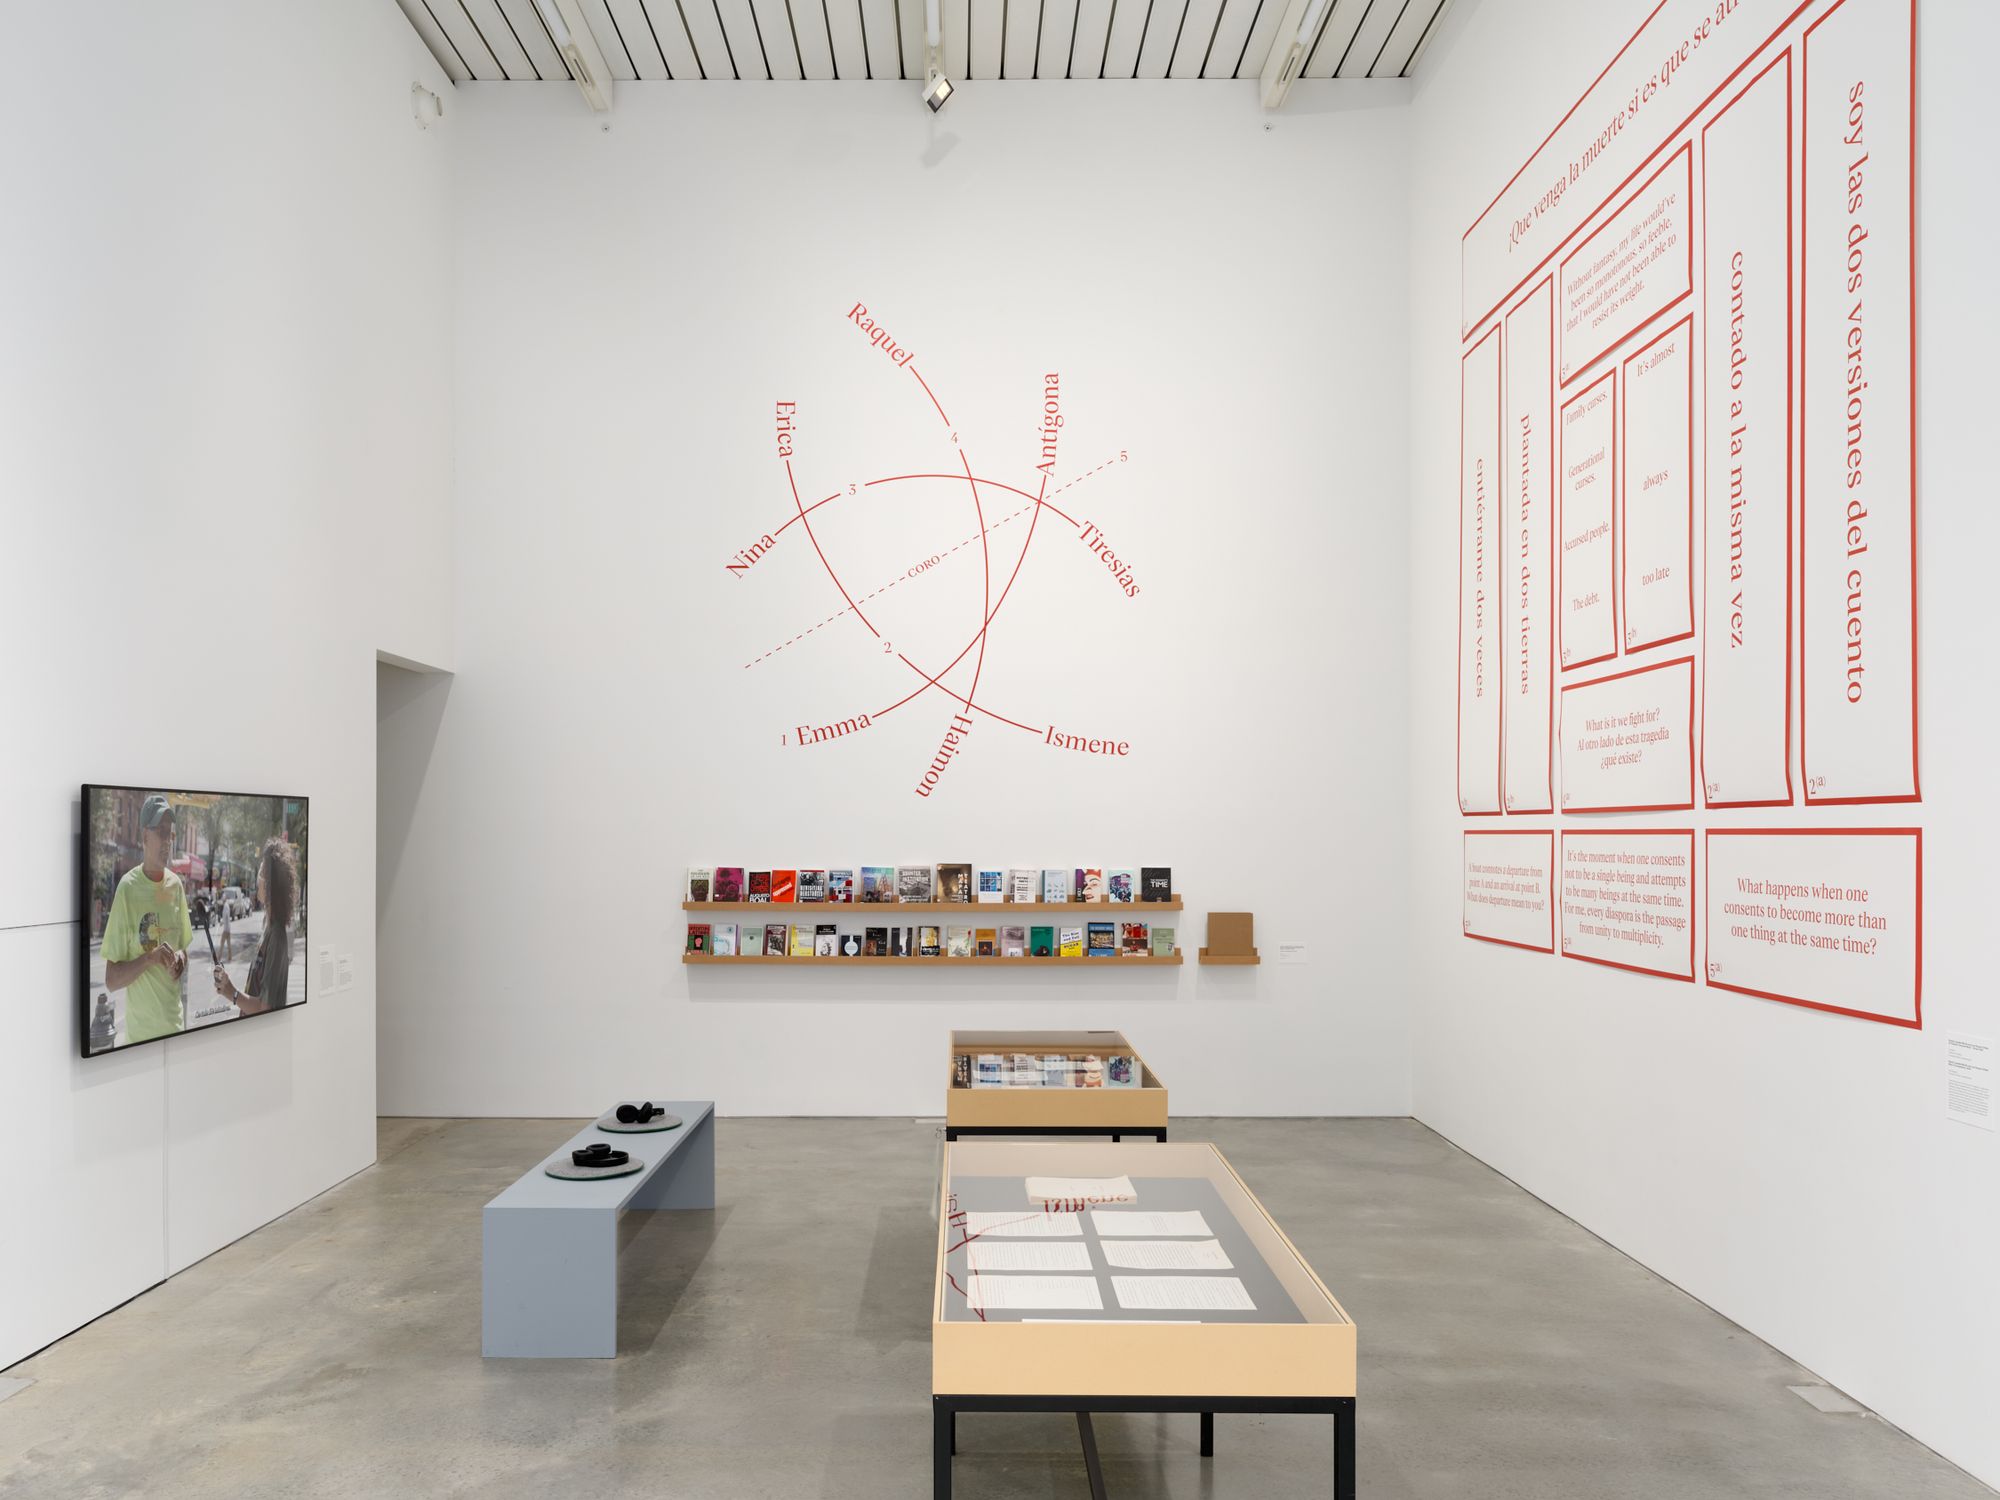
{"left": 101, "top": 794, "right": 192, "bottom": 1045}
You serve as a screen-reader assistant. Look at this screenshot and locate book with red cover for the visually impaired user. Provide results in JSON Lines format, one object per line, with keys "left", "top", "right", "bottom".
{"left": 748, "top": 870, "right": 772, "bottom": 903}
{"left": 772, "top": 870, "right": 797, "bottom": 903}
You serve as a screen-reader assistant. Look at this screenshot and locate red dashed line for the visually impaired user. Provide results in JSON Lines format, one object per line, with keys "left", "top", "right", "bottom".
{"left": 739, "top": 455, "right": 1119, "bottom": 670}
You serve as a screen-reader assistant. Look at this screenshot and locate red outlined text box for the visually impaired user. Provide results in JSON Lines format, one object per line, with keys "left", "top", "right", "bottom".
{"left": 1559, "top": 370, "right": 1617, "bottom": 673}
{"left": 1701, "top": 48, "right": 1794, "bottom": 810}
{"left": 1621, "top": 314, "right": 1695, "bottom": 652}
{"left": 1799, "top": 0, "right": 1919, "bottom": 805}
{"left": 1464, "top": 830, "right": 1556, "bottom": 953}
{"left": 1704, "top": 828, "right": 1921, "bottom": 1027}
{"left": 1459, "top": 325, "right": 1504, "bottom": 814}
{"left": 1558, "top": 143, "right": 1693, "bottom": 386}
{"left": 1560, "top": 655, "right": 1695, "bottom": 813}
{"left": 1560, "top": 828, "right": 1695, "bottom": 981}
{"left": 1503, "top": 277, "right": 1556, "bottom": 815}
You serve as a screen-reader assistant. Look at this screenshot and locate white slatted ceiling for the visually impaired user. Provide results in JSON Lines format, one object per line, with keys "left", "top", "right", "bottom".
{"left": 394, "top": 0, "right": 1447, "bottom": 81}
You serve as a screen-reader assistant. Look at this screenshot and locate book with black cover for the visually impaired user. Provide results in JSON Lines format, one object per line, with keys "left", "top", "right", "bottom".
{"left": 748, "top": 870, "right": 772, "bottom": 903}
{"left": 864, "top": 926, "right": 888, "bottom": 956}
{"left": 798, "top": 869, "right": 827, "bottom": 902}
{"left": 1140, "top": 867, "right": 1172, "bottom": 902}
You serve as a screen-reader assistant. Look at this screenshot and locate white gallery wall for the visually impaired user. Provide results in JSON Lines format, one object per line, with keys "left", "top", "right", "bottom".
{"left": 0, "top": 5, "right": 456, "bottom": 1369}
{"left": 1406, "top": 0, "right": 1998, "bottom": 1487}
{"left": 376, "top": 81, "right": 1416, "bottom": 1118}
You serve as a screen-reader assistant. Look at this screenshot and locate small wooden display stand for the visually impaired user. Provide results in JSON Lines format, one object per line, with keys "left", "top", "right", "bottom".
{"left": 945, "top": 1030, "right": 1169, "bottom": 1142}
{"left": 1199, "top": 910, "right": 1260, "bottom": 965}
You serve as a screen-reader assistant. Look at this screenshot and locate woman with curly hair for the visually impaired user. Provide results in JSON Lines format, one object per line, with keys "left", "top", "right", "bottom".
{"left": 211, "top": 837, "right": 298, "bottom": 1015}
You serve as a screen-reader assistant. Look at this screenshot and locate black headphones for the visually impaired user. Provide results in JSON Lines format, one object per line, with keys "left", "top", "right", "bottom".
{"left": 616, "top": 1101, "right": 666, "bottom": 1124}
{"left": 572, "top": 1142, "right": 630, "bottom": 1168}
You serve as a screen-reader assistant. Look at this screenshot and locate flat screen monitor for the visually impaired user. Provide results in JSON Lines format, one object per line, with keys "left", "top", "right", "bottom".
{"left": 80, "top": 784, "right": 309, "bottom": 1057}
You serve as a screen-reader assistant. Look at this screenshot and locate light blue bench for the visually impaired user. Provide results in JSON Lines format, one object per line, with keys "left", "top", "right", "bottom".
{"left": 481, "top": 1100, "right": 715, "bottom": 1357}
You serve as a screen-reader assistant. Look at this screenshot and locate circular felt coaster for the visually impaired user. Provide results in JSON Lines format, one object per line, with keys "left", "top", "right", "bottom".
{"left": 596, "top": 1108, "right": 684, "bottom": 1134}
{"left": 545, "top": 1154, "right": 646, "bottom": 1180}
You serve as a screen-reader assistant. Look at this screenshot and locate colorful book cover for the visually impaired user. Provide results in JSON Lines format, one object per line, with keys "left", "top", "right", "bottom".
{"left": 1078, "top": 868, "right": 1105, "bottom": 902}
{"left": 686, "top": 868, "right": 713, "bottom": 902}
{"left": 1106, "top": 869, "right": 1136, "bottom": 904}
{"left": 1120, "top": 921, "right": 1149, "bottom": 955}
{"left": 1150, "top": 925, "right": 1176, "bottom": 957}
{"left": 974, "top": 927, "right": 997, "bottom": 957}
{"left": 827, "top": 869, "right": 855, "bottom": 903}
{"left": 790, "top": 924, "right": 814, "bottom": 957}
{"left": 713, "top": 867, "right": 744, "bottom": 902}
{"left": 1030, "top": 924, "right": 1055, "bottom": 957}
{"left": 1140, "top": 867, "right": 1172, "bottom": 903}
{"left": 1106, "top": 1054, "right": 1138, "bottom": 1088}
{"left": 976, "top": 869, "right": 1006, "bottom": 904}
{"left": 919, "top": 925, "right": 942, "bottom": 956}
{"left": 813, "top": 924, "right": 838, "bottom": 956}
{"left": 838, "top": 931, "right": 862, "bottom": 956}
{"left": 889, "top": 926, "right": 910, "bottom": 957}
{"left": 1087, "top": 921, "right": 1116, "bottom": 957}
{"left": 1000, "top": 925, "right": 1027, "bottom": 957}
{"left": 864, "top": 927, "right": 888, "bottom": 956}
{"left": 1041, "top": 868, "right": 1073, "bottom": 904}
{"left": 946, "top": 926, "right": 973, "bottom": 958}
{"left": 937, "top": 863, "right": 973, "bottom": 904}
{"left": 897, "top": 865, "right": 934, "bottom": 903}
{"left": 748, "top": 870, "right": 772, "bottom": 903}
{"left": 861, "top": 867, "right": 895, "bottom": 902}
{"left": 740, "top": 924, "right": 764, "bottom": 957}
{"left": 765, "top": 922, "right": 789, "bottom": 956}
{"left": 1079, "top": 1055, "right": 1104, "bottom": 1087}
{"left": 772, "top": 870, "right": 798, "bottom": 903}
{"left": 1058, "top": 926, "right": 1084, "bottom": 958}
{"left": 685, "top": 923, "right": 711, "bottom": 955}
{"left": 1008, "top": 868, "right": 1038, "bottom": 904}
{"left": 797, "top": 869, "right": 827, "bottom": 903}
{"left": 713, "top": 922, "right": 737, "bottom": 956}
{"left": 974, "top": 1054, "right": 1005, "bottom": 1087}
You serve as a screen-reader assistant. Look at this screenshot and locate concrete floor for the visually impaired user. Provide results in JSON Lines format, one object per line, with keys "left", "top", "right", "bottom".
{"left": 0, "top": 1118, "right": 1987, "bottom": 1500}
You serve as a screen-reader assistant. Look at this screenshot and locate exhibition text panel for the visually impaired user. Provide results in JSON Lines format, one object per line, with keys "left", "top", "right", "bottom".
{"left": 1704, "top": 828, "right": 1919, "bottom": 1025}
{"left": 1463, "top": 831, "right": 1555, "bottom": 952}
{"left": 1561, "top": 830, "right": 1696, "bottom": 980}
{"left": 1459, "top": 327, "right": 1503, "bottom": 813}
{"left": 1559, "top": 371, "right": 1617, "bottom": 671}
{"left": 1504, "top": 280, "right": 1556, "bottom": 814}
{"left": 1560, "top": 656, "right": 1695, "bottom": 813}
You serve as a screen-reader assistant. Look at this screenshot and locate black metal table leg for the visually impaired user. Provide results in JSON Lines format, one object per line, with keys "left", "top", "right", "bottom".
{"left": 950, "top": 1408, "right": 956, "bottom": 1455}
{"left": 1334, "top": 1398, "right": 1355, "bottom": 1500}
{"left": 1076, "top": 1412, "right": 1109, "bottom": 1500}
{"left": 934, "top": 1399, "right": 952, "bottom": 1500}
{"left": 1199, "top": 1411, "right": 1213, "bottom": 1457}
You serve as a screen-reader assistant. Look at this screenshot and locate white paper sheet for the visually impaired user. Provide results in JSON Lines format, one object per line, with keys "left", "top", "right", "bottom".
{"left": 1026, "top": 1175, "right": 1136, "bottom": 1205}
{"left": 966, "top": 1274, "right": 1104, "bottom": 1311}
{"left": 967, "top": 1240, "right": 1095, "bottom": 1273}
{"left": 1112, "top": 1276, "right": 1256, "bottom": 1312}
{"left": 1100, "top": 1239, "right": 1233, "bottom": 1271}
{"left": 1089, "top": 1209, "right": 1214, "bottom": 1237}
{"left": 963, "top": 1210, "right": 1082, "bottom": 1238}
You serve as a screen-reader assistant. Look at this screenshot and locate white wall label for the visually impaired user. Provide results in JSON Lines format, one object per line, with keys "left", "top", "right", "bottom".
{"left": 1621, "top": 316, "right": 1694, "bottom": 651}
{"left": 1704, "top": 828, "right": 1920, "bottom": 1027}
{"left": 1701, "top": 50, "right": 1794, "bottom": 809}
{"left": 1276, "top": 942, "right": 1309, "bottom": 965}
{"left": 1560, "top": 829, "right": 1695, "bottom": 980}
{"left": 1464, "top": 831, "right": 1555, "bottom": 953}
{"left": 1801, "top": 0, "right": 1918, "bottom": 804}
{"left": 1504, "top": 278, "right": 1556, "bottom": 813}
{"left": 1559, "top": 371, "right": 1618, "bottom": 671}
{"left": 1560, "top": 656, "right": 1694, "bottom": 813}
{"left": 1460, "top": 326, "right": 1504, "bottom": 813}
{"left": 1947, "top": 1034, "right": 1996, "bottom": 1131}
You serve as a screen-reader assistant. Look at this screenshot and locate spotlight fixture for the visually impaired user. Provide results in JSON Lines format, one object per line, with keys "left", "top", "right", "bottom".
{"left": 1259, "top": 0, "right": 1330, "bottom": 111}
{"left": 922, "top": 0, "right": 955, "bottom": 112}
{"left": 533, "top": 0, "right": 616, "bottom": 113}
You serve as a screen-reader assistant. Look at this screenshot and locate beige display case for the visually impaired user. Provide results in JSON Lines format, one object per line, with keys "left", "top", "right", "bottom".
{"left": 929, "top": 1139, "right": 1356, "bottom": 1499}
{"left": 945, "top": 1030, "right": 1169, "bottom": 1142}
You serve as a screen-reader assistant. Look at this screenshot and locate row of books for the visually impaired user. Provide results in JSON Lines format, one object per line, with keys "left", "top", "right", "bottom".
{"left": 953, "top": 1053, "right": 1142, "bottom": 1089}
{"left": 686, "top": 865, "right": 1171, "bottom": 904}
{"left": 686, "top": 921, "right": 1176, "bottom": 958}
